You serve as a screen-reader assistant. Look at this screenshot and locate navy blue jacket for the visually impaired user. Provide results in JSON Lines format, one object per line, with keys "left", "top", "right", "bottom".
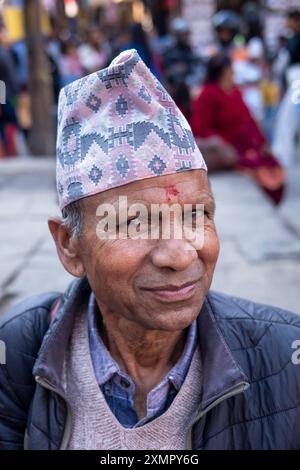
{"left": 1, "top": 277, "right": 300, "bottom": 450}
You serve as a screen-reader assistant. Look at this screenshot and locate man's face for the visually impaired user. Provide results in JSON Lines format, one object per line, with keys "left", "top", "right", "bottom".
{"left": 77, "top": 169, "right": 219, "bottom": 331}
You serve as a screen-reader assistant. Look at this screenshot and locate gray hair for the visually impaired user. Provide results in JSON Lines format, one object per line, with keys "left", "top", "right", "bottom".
{"left": 61, "top": 200, "right": 83, "bottom": 237}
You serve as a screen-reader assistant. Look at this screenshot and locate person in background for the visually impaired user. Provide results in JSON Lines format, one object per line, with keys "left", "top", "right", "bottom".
{"left": 78, "top": 28, "right": 108, "bottom": 74}
{"left": 238, "top": 37, "right": 265, "bottom": 126}
{"left": 212, "top": 10, "right": 240, "bottom": 54}
{"left": 162, "top": 18, "right": 202, "bottom": 119}
{"left": 116, "top": 22, "right": 160, "bottom": 78}
{"left": 163, "top": 18, "right": 200, "bottom": 85}
{"left": 46, "top": 32, "right": 62, "bottom": 105}
{"left": 272, "top": 34, "right": 289, "bottom": 93}
{"left": 190, "top": 54, "right": 285, "bottom": 205}
{"left": 0, "top": 24, "right": 19, "bottom": 156}
{"left": 16, "top": 84, "right": 32, "bottom": 145}
{"left": 59, "top": 39, "right": 84, "bottom": 87}
{"left": 272, "top": 9, "right": 300, "bottom": 167}
{"left": 243, "top": 36, "right": 280, "bottom": 141}
{"left": 128, "top": 23, "right": 153, "bottom": 70}
{"left": 241, "top": 2, "right": 263, "bottom": 40}
{"left": 286, "top": 8, "right": 300, "bottom": 66}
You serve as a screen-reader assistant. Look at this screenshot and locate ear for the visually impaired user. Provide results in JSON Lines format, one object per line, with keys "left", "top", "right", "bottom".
{"left": 48, "top": 217, "right": 85, "bottom": 278}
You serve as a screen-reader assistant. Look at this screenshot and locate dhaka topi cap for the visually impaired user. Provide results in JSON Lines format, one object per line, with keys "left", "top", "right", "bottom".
{"left": 56, "top": 49, "right": 207, "bottom": 210}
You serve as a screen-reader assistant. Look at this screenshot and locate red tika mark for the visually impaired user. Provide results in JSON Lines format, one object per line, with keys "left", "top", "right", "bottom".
{"left": 165, "top": 185, "right": 179, "bottom": 202}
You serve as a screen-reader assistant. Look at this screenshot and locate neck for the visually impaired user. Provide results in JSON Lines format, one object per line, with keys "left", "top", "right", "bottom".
{"left": 97, "top": 306, "right": 187, "bottom": 393}
{"left": 219, "top": 79, "right": 233, "bottom": 92}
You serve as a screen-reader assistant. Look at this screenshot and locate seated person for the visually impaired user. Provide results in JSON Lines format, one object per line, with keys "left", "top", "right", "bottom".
{"left": 0, "top": 50, "right": 299, "bottom": 450}
{"left": 190, "top": 54, "right": 285, "bottom": 205}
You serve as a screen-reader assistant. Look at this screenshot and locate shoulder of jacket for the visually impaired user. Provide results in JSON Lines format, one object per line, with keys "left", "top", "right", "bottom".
{"left": 0, "top": 291, "right": 62, "bottom": 358}
{"left": 206, "top": 290, "right": 300, "bottom": 330}
{"left": 206, "top": 290, "right": 300, "bottom": 385}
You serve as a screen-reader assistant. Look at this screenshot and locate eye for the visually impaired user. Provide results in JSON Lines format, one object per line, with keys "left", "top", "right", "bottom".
{"left": 117, "top": 214, "right": 150, "bottom": 237}
{"left": 187, "top": 208, "right": 211, "bottom": 228}
{"left": 116, "top": 216, "right": 137, "bottom": 231}
{"left": 191, "top": 208, "right": 207, "bottom": 218}
{"left": 126, "top": 216, "right": 138, "bottom": 226}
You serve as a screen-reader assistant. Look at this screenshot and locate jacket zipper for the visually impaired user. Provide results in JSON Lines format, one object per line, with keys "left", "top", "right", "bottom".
{"left": 185, "top": 381, "right": 250, "bottom": 450}
{"left": 35, "top": 375, "right": 72, "bottom": 450}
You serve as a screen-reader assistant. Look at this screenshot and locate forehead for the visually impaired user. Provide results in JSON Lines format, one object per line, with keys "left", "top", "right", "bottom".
{"left": 83, "top": 169, "right": 211, "bottom": 210}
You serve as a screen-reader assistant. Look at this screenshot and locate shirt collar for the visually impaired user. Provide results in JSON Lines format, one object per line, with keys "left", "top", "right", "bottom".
{"left": 88, "top": 292, "right": 120, "bottom": 385}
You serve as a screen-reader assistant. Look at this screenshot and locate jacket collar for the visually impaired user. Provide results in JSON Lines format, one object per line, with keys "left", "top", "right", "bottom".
{"left": 33, "top": 277, "right": 249, "bottom": 401}
{"left": 197, "top": 295, "right": 249, "bottom": 409}
{"left": 33, "top": 277, "right": 90, "bottom": 389}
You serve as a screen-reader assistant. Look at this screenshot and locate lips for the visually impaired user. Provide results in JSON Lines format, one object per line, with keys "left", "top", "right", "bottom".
{"left": 143, "top": 279, "right": 200, "bottom": 302}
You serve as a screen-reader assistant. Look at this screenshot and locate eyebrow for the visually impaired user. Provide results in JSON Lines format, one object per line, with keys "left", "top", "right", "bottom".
{"left": 104, "top": 195, "right": 216, "bottom": 217}
{"left": 176, "top": 190, "right": 215, "bottom": 209}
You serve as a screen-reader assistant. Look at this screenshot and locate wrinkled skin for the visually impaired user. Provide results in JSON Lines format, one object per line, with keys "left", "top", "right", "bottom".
{"left": 49, "top": 169, "right": 219, "bottom": 417}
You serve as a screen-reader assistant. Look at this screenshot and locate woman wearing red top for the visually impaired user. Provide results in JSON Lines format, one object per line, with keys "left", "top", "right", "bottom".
{"left": 190, "top": 55, "right": 285, "bottom": 204}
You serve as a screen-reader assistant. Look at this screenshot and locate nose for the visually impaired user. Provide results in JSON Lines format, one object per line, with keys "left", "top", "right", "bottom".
{"left": 150, "top": 238, "right": 197, "bottom": 271}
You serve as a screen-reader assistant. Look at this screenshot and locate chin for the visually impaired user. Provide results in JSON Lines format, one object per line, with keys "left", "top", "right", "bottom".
{"left": 147, "top": 304, "right": 202, "bottom": 332}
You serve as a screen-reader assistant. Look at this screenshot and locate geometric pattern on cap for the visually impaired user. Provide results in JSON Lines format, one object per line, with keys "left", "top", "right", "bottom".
{"left": 56, "top": 49, "right": 207, "bottom": 210}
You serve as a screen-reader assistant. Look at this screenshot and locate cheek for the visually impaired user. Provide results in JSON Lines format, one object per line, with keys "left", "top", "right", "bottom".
{"left": 85, "top": 238, "right": 148, "bottom": 289}
{"left": 200, "top": 227, "right": 220, "bottom": 268}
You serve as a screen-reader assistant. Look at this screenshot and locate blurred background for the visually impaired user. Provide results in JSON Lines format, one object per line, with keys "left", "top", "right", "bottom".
{"left": 0, "top": 0, "right": 299, "bottom": 315}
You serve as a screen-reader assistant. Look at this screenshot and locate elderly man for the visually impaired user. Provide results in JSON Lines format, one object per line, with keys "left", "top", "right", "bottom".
{"left": 1, "top": 50, "right": 300, "bottom": 451}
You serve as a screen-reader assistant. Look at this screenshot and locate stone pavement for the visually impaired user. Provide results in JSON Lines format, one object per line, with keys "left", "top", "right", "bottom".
{"left": 0, "top": 157, "right": 299, "bottom": 315}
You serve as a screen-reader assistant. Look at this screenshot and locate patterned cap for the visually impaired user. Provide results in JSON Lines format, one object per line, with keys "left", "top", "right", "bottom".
{"left": 56, "top": 49, "right": 207, "bottom": 210}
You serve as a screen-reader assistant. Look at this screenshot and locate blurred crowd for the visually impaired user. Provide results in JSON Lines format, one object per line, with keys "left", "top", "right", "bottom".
{"left": 0, "top": 5, "right": 299, "bottom": 205}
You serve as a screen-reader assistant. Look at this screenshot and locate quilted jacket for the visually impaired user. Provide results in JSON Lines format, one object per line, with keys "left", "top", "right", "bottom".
{"left": 1, "top": 277, "right": 300, "bottom": 450}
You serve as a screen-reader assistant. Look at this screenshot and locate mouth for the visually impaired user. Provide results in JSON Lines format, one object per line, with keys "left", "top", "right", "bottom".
{"left": 142, "top": 279, "right": 200, "bottom": 302}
